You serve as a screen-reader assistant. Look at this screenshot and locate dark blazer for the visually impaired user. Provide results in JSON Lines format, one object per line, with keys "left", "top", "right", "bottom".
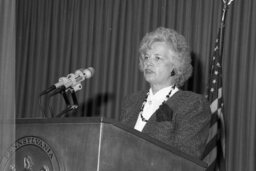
{"left": 120, "top": 90, "right": 211, "bottom": 158}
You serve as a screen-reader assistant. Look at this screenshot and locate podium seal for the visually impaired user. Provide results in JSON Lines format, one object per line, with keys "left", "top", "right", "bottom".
{"left": 0, "top": 136, "right": 61, "bottom": 171}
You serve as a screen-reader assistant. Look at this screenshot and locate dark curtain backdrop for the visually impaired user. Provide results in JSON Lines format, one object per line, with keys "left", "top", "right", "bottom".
{"left": 16, "top": 0, "right": 256, "bottom": 170}
{"left": 0, "top": 0, "right": 15, "bottom": 159}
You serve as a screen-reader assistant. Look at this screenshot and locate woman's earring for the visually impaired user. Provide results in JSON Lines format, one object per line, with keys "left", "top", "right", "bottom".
{"left": 170, "top": 70, "right": 175, "bottom": 76}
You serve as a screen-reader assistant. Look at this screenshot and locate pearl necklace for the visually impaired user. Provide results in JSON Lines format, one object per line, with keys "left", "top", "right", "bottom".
{"left": 139, "top": 86, "right": 175, "bottom": 122}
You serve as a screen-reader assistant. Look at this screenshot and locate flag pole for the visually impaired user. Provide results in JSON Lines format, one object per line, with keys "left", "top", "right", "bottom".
{"left": 219, "top": 0, "right": 234, "bottom": 58}
{"left": 219, "top": 0, "right": 234, "bottom": 158}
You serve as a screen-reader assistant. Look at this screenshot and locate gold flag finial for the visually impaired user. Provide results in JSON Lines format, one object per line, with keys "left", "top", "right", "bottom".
{"left": 221, "top": 0, "right": 234, "bottom": 22}
{"left": 223, "top": 0, "right": 234, "bottom": 6}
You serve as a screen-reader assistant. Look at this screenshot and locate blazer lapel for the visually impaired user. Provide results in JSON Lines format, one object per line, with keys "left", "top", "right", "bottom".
{"left": 123, "top": 91, "right": 146, "bottom": 128}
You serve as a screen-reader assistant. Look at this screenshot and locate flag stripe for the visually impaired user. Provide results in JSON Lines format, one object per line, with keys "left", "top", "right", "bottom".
{"left": 201, "top": 130, "right": 220, "bottom": 159}
{"left": 204, "top": 146, "right": 217, "bottom": 167}
{"left": 206, "top": 159, "right": 217, "bottom": 171}
{"left": 209, "top": 113, "right": 219, "bottom": 127}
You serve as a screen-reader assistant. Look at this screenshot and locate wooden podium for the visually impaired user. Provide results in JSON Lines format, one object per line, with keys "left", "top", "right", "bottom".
{"left": 11, "top": 117, "right": 208, "bottom": 171}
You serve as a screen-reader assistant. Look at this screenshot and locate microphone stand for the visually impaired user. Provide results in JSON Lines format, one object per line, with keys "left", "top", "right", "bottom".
{"left": 40, "top": 83, "right": 83, "bottom": 118}
{"left": 55, "top": 88, "right": 79, "bottom": 117}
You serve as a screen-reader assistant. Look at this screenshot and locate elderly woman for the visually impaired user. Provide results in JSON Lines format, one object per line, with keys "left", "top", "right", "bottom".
{"left": 120, "top": 27, "right": 211, "bottom": 158}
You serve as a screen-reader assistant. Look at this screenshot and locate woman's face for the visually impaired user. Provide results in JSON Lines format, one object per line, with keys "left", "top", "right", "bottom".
{"left": 141, "top": 42, "right": 176, "bottom": 89}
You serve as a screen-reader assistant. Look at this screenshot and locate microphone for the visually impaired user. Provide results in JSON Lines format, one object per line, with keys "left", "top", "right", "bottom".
{"left": 40, "top": 67, "right": 95, "bottom": 96}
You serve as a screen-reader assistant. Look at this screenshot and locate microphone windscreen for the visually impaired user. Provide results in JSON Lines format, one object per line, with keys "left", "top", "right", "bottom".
{"left": 83, "top": 67, "right": 95, "bottom": 78}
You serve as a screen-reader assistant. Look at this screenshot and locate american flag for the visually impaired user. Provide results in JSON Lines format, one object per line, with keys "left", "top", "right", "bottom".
{"left": 202, "top": 27, "right": 226, "bottom": 171}
{"left": 201, "top": 1, "right": 234, "bottom": 170}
